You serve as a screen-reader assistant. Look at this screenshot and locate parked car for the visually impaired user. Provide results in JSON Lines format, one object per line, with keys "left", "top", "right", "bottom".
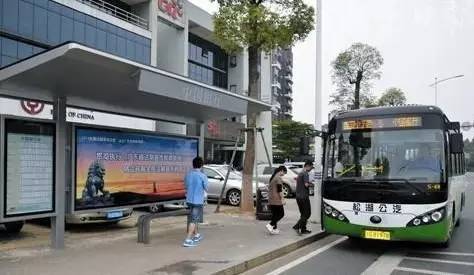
{"left": 65, "top": 208, "right": 133, "bottom": 224}
{"left": 203, "top": 165, "right": 263, "bottom": 206}
{"left": 257, "top": 164, "right": 300, "bottom": 198}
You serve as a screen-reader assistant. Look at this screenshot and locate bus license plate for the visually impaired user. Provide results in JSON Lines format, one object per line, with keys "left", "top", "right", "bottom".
{"left": 107, "top": 211, "right": 123, "bottom": 219}
{"left": 364, "top": 230, "right": 390, "bottom": 240}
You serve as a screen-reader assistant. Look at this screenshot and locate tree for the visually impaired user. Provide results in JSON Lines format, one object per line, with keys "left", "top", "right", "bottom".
{"left": 377, "top": 87, "right": 407, "bottom": 106}
{"left": 212, "top": 0, "right": 314, "bottom": 212}
{"left": 273, "top": 120, "right": 314, "bottom": 162}
{"left": 331, "top": 43, "right": 383, "bottom": 110}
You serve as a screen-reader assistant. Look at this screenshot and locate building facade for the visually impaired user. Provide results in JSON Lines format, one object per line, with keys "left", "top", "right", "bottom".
{"left": 0, "top": 0, "right": 273, "bottom": 167}
{"left": 271, "top": 48, "right": 293, "bottom": 120}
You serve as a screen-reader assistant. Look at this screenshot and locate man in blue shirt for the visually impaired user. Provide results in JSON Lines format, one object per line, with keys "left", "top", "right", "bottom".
{"left": 183, "top": 157, "right": 208, "bottom": 247}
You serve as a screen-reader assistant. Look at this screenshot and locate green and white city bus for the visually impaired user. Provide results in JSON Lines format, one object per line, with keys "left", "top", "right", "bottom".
{"left": 322, "top": 105, "right": 468, "bottom": 247}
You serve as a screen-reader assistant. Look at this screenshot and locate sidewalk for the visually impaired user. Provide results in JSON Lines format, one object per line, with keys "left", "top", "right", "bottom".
{"left": 0, "top": 200, "right": 325, "bottom": 275}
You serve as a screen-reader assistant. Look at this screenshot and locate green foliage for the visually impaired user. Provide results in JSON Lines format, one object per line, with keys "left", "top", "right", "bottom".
{"left": 329, "top": 87, "right": 377, "bottom": 110}
{"left": 330, "top": 43, "right": 384, "bottom": 110}
{"left": 377, "top": 87, "right": 407, "bottom": 106}
{"left": 273, "top": 119, "right": 314, "bottom": 161}
{"left": 212, "top": 0, "right": 315, "bottom": 53}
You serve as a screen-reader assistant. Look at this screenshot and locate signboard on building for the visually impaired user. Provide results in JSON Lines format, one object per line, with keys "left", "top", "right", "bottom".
{"left": 158, "top": 0, "right": 185, "bottom": 29}
{"left": 74, "top": 127, "right": 198, "bottom": 211}
{"left": 4, "top": 119, "right": 55, "bottom": 217}
{"left": 205, "top": 120, "right": 244, "bottom": 142}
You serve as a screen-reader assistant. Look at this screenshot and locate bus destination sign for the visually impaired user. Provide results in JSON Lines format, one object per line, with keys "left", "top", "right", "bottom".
{"left": 343, "top": 116, "right": 422, "bottom": 130}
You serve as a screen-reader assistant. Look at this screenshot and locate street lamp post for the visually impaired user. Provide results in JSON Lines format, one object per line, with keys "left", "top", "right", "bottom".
{"left": 429, "top": 74, "right": 464, "bottom": 106}
{"left": 311, "top": 0, "right": 323, "bottom": 224}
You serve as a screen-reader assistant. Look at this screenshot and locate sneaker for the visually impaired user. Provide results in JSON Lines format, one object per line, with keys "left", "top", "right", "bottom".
{"left": 271, "top": 229, "right": 280, "bottom": 235}
{"left": 183, "top": 239, "right": 197, "bottom": 247}
{"left": 192, "top": 234, "right": 203, "bottom": 242}
{"left": 266, "top": 224, "right": 274, "bottom": 234}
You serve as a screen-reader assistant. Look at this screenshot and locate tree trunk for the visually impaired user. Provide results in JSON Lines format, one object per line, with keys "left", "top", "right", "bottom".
{"left": 241, "top": 46, "right": 259, "bottom": 213}
{"left": 354, "top": 71, "right": 363, "bottom": 110}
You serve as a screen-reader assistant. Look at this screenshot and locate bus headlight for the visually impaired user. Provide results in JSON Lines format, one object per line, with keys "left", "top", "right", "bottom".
{"left": 407, "top": 207, "right": 445, "bottom": 227}
{"left": 431, "top": 211, "right": 443, "bottom": 222}
{"left": 323, "top": 203, "right": 348, "bottom": 222}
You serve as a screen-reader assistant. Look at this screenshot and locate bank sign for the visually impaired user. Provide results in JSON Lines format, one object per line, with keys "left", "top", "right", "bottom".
{"left": 158, "top": 0, "right": 185, "bottom": 29}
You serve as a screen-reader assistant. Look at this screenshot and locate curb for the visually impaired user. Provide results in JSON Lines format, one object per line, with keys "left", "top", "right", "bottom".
{"left": 212, "top": 230, "right": 329, "bottom": 275}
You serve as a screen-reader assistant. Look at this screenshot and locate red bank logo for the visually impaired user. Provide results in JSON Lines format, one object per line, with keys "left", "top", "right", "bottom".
{"left": 158, "top": 0, "right": 184, "bottom": 20}
{"left": 21, "top": 100, "right": 45, "bottom": 115}
{"left": 207, "top": 120, "right": 219, "bottom": 137}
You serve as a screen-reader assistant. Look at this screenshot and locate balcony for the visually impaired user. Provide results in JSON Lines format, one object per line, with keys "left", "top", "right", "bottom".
{"left": 271, "top": 81, "right": 281, "bottom": 90}
{"left": 76, "top": 0, "right": 148, "bottom": 29}
{"left": 272, "top": 62, "right": 282, "bottom": 70}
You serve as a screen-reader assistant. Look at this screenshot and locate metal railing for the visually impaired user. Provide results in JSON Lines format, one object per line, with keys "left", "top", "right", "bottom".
{"left": 77, "top": 0, "right": 149, "bottom": 30}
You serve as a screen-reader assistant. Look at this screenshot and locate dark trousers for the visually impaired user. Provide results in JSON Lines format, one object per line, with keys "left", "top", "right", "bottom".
{"left": 294, "top": 197, "right": 311, "bottom": 231}
{"left": 269, "top": 205, "right": 285, "bottom": 229}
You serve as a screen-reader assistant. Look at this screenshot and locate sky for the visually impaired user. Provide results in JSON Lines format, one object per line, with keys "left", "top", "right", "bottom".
{"left": 189, "top": 0, "right": 474, "bottom": 139}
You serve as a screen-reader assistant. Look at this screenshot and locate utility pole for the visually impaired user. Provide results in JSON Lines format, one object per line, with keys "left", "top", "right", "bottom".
{"left": 311, "top": 0, "right": 323, "bottom": 224}
{"left": 429, "top": 74, "right": 464, "bottom": 106}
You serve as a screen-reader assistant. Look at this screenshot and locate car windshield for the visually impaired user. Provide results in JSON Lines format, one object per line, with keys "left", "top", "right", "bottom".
{"left": 326, "top": 129, "right": 446, "bottom": 182}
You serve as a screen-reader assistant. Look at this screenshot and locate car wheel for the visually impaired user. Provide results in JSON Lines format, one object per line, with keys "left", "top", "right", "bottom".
{"left": 149, "top": 204, "right": 164, "bottom": 213}
{"left": 4, "top": 221, "right": 24, "bottom": 234}
{"left": 226, "top": 189, "right": 241, "bottom": 206}
{"left": 282, "top": 184, "right": 291, "bottom": 198}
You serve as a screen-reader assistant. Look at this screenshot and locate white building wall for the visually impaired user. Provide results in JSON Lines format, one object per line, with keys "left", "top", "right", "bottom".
{"left": 156, "top": 21, "right": 187, "bottom": 75}
{"left": 256, "top": 52, "right": 273, "bottom": 164}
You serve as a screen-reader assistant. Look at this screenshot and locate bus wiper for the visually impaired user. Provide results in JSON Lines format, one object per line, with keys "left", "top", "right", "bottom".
{"left": 373, "top": 178, "right": 425, "bottom": 195}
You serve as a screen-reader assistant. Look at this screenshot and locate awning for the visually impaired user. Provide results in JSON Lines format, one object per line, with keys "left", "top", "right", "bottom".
{"left": 0, "top": 43, "right": 270, "bottom": 122}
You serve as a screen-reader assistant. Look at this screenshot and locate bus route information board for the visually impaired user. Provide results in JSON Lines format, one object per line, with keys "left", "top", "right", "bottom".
{"left": 6, "top": 133, "right": 54, "bottom": 216}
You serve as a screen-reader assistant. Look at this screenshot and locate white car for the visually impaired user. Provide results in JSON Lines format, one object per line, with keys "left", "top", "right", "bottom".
{"left": 203, "top": 165, "right": 263, "bottom": 206}
{"left": 256, "top": 164, "right": 300, "bottom": 198}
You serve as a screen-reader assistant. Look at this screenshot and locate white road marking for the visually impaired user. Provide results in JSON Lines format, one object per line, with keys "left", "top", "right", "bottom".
{"left": 361, "top": 251, "right": 405, "bottom": 275}
{"left": 265, "top": 236, "right": 348, "bottom": 275}
{"left": 404, "top": 256, "right": 474, "bottom": 266}
{"left": 394, "top": 267, "right": 464, "bottom": 275}
{"left": 410, "top": 251, "right": 474, "bottom": 257}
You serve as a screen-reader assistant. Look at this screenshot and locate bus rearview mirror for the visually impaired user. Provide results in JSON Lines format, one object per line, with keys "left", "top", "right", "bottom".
{"left": 449, "top": 133, "right": 464, "bottom": 154}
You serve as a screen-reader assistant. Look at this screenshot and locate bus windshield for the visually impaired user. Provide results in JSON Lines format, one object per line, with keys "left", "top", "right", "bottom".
{"left": 327, "top": 129, "right": 446, "bottom": 183}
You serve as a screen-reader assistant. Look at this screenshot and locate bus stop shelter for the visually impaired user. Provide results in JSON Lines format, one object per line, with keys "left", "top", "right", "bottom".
{"left": 0, "top": 43, "right": 270, "bottom": 248}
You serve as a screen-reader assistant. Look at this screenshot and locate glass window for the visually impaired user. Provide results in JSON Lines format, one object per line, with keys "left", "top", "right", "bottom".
{"left": 2, "top": 38, "right": 18, "bottom": 57}
{"left": 19, "top": 1, "right": 34, "bottom": 38}
{"left": 97, "top": 29, "right": 106, "bottom": 50}
{"left": 35, "top": 0, "right": 48, "bottom": 8}
{"left": 331, "top": 129, "right": 445, "bottom": 182}
{"left": 47, "top": 11, "right": 61, "bottom": 44}
{"left": 48, "top": 1, "right": 61, "bottom": 13}
{"left": 202, "top": 168, "right": 220, "bottom": 179}
{"left": 126, "top": 39, "right": 134, "bottom": 59}
{"left": 60, "top": 5, "right": 73, "bottom": 18}
{"left": 97, "top": 20, "right": 107, "bottom": 31}
{"left": 85, "top": 24, "right": 96, "bottom": 47}
{"left": 3, "top": 0, "right": 19, "bottom": 33}
{"left": 117, "top": 36, "right": 126, "bottom": 56}
{"left": 135, "top": 44, "right": 144, "bottom": 63}
{"left": 73, "top": 21, "right": 85, "bottom": 43}
{"left": 33, "top": 46, "right": 44, "bottom": 54}
{"left": 143, "top": 46, "right": 150, "bottom": 63}
{"left": 34, "top": 6, "right": 48, "bottom": 42}
{"left": 18, "top": 42, "right": 33, "bottom": 59}
{"left": 60, "top": 15, "right": 73, "bottom": 42}
{"left": 1, "top": 55, "right": 16, "bottom": 67}
{"left": 106, "top": 33, "right": 117, "bottom": 53}
{"left": 85, "top": 15, "right": 97, "bottom": 27}
{"left": 73, "top": 10, "right": 85, "bottom": 23}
